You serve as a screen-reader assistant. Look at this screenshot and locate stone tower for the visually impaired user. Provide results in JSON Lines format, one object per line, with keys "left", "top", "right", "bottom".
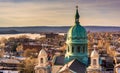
{"left": 87, "top": 45, "right": 102, "bottom": 73}
{"left": 34, "top": 49, "right": 51, "bottom": 73}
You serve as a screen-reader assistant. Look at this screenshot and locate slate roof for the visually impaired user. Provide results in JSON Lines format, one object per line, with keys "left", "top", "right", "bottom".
{"left": 59, "top": 59, "right": 86, "bottom": 73}
{"left": 54, "top": 55, "right": 64, "bottom": 65}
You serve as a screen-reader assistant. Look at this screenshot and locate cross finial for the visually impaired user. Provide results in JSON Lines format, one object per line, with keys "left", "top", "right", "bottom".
{"left": 75, "top": 5, "right": 80, "bottom": 23}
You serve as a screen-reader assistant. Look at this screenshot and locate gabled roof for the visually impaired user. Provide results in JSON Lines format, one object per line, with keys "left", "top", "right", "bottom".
{"left": 59, "top": 59, "right": 86, "bottom": 73}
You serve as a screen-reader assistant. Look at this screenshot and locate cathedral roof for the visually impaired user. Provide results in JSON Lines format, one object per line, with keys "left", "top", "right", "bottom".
{"left": 59, "top": 59, "right": 86, "bottom": 73}
{"left": 66, "top": 6, "right": 87, "bottom": 44}
{"left": 54, "top": 55, "right": 64, "bottom": 65}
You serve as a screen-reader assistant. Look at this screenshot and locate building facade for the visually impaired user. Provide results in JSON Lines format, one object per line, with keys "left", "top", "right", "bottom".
{"left": 34, "top": 6, "right": 105, "bottom": 73}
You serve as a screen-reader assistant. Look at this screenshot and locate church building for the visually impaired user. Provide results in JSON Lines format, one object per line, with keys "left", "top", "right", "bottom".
{"left": 35, "top": 6, "right": 103, "bottom": 73}
{"left": 34, "top": 49, "right": 51, "bottom": 73}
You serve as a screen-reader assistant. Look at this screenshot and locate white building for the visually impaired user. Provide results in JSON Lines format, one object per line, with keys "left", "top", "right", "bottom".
{"left": 87, "top": 45, "right": 102, "bottom": 73}
{"left": 34, "top": 49, "right": 51, "bottom": 73}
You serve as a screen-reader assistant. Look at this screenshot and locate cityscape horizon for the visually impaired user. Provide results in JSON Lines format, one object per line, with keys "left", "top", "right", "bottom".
{"left": 0, "top": 0, "right": 120, "bottom": 73}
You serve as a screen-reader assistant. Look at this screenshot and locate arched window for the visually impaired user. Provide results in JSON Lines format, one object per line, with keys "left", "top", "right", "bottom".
{"left": 72, "top": 46, "right": 74, "bottom": 53}
{"left": 68, "top": 46, "right": 70, "bottom": 52}
{"left": 77, "top": 46, "right": 80, "bottom": 53}
{"left": 93, "top": 59, "right": 97, "bottom": 65}
{"left": 81, "top": 46, "right": 83, "bottom": 53}
{"left": 85, "top": 45, "right": 87, "bottom": 52}
{"left": 40, "top": 58, "right": 43, "bottom": 63}
{"left": 83, "top": 46, "right": 85, "bottom": 53}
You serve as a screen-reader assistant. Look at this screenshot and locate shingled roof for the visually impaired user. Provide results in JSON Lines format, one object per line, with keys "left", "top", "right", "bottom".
{"left": 59, "top": 59, "right": 86, "bottom": 73}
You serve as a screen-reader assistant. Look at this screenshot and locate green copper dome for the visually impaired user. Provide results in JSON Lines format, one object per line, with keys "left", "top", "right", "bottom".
{"left": 66, "top": 23, "right": 87, "bottom": 44}
{"left": 66, "top": 6, "right": 87, "bottom": 44}
{"left": 65, "top": 6, "right": 88, "bottom": 65}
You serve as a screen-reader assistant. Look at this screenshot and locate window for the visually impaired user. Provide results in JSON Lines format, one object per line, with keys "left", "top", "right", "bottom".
{"left": 68, "top": 46, "right": 69, "bottom": 52}
{"left": 81, "top": 46, "right": 83, "bottom": 53}
{"left": 77, "top": 46, "right": 80, "bottom": 52}
{"left": 72, "top": 46, "right": 74, "bottom": 53}
{"left": 83, "top": 46, "right": 85, "bottom": 53}
{"left": 40, "top": 58, "right": 43, "bottom": 63}
{"left": 93, "top": 59, "right": 96, "bottom": 65}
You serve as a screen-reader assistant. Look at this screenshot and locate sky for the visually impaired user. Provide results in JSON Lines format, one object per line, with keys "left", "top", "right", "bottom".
{"left": 0, "top": 0, "right": 120, "bottom": 27}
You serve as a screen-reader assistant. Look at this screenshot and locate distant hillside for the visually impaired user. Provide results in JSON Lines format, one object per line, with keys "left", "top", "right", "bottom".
{"left": 0, "top": 30, "right": 21, "bottom": 34}
{"left": 0, "top": 26, "right": 120, "bottom": 34}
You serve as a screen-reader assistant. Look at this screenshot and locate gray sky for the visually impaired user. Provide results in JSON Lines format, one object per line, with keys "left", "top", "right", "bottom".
{"left": 0, "top": 0, "right": 120, "bottom": 27}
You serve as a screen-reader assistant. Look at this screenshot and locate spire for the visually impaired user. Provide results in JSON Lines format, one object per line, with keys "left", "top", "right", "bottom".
{"left": 91, "top": 45, "right": 99, "bottom": 57}
{"left": 75, "top": 5, "right": 80, "bottom": 23}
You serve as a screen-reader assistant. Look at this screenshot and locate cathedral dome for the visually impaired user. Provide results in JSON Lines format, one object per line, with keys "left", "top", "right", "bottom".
{"left": 39, "top": 49, "right": 47, "bottom": 56}
{"left": 66, "top": 23, "right": 87, "bottom": 44}
{"left": 66, "top": 6, "right": 87, "bottom": 44}
{"left": 65, "top": 6, "right": 88, "bottom": 65}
